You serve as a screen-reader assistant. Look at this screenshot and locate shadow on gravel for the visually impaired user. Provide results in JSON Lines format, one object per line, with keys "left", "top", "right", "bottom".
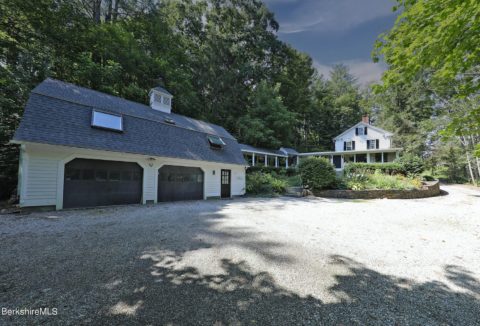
{"left": 2, "top": 199, "right": 479, "bottom": 325}
{"left": 93, "top": 255, "right": 480, "bottom": 325}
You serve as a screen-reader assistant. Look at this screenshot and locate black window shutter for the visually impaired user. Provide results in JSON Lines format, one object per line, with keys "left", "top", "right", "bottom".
{"left": 355, "top": 128, "right": 358, "bottom": 135}
{"left": 352, "top": 141, "right": 356, "bottom": 150}
{"left": 364, "top": 127, "right": 368, "bottom": 135}
{"left": 376, "top": 139, "right": 379, "bottom": 149}
{"left": 344, "top": 141, "right": 346, "bottom": 150}
{"left": 367, "top": 140, "right": 370, "bottom": 149}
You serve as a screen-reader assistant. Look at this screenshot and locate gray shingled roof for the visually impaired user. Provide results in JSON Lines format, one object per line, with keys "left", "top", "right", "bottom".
{"left": 239, "top": 143, "right": 287, "bottom": 157}
{"left": 151, "top": 86, "right": 173, "bottom": 96}
{"left": 13, "top": 79, "right": 246, "bottom": 165}
{"left": 279, "top": 147, "right": 299, "bottom": 155}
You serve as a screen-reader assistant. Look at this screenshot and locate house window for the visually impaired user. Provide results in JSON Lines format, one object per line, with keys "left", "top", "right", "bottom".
{"left": 357, "top": 127, "right": 364, "bottom": 135}
{"left": 368, "top": 140, "right": 376, "bottom": 149}
{"left": 345, "top": 141, "right": 353, "bottom": 151}
{"left": 162, "top": 97, "right": 171, "bottom": 106}
{"left": 92, "top": 110, "right": 123, "bottom": 131}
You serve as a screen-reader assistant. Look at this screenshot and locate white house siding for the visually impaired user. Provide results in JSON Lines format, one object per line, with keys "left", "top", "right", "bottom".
{"left": 19, "top": 142, "right": 246, "bottom": 209}
{"left": 334, "top": 124, "right": 391, "bottom": 152}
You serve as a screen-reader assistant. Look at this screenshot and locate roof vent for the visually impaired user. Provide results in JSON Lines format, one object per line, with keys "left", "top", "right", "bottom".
{"left": 149, "top": 86, "right": 173, "bottom": 114}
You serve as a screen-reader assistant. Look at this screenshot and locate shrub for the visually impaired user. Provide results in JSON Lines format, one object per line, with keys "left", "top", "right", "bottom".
{"left": 246, "top": 172, "right": 287, "bottom": 195}
{"left": 246, "top": 165, "right": 298, "bottom": 175}
{"left": 395, "top": 154, "right": 424, "bottom": 176}
{"left": 342, "top": 173, "right": 422, "bottom": 190}
{"left": 344, "top": 162, "right": 405, "bottom": 176}
{"left": 422, "top": 175, "right": 436, "bottom": 181}
{"left": 298, "top": 157, "right": 336, "bottom": 190}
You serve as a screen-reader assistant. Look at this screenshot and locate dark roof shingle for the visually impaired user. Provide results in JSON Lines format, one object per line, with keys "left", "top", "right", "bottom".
{"left": 13, "top": 79, "right": 246, "bottom": 165}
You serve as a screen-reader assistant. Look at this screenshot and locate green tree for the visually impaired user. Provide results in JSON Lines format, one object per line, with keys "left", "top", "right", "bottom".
{"left": 238, "top": 81, "right": 295, "bottom": 148}
{"left": 373, "top": 0, "right": 480, "bottom": 96}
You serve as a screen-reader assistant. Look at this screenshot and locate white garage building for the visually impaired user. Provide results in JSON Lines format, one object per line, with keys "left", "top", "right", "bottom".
{"left": 12, "top": 79, "right": 247, "bottom": 210}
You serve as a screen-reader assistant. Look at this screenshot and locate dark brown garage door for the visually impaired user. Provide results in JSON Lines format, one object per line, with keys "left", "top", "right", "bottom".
{"left": 158, "top": 165, "right": 203, "bottom": 202}
{"left": 64, "top": 159, "right": 143, "bottom": 208}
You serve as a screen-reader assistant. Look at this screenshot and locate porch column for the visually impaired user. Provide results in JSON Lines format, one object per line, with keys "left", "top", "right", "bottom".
{"left": 286, "top": 157, "right": 289, "bottom": 168}
{"left": 275, "top": 156, "right": 278, "bottom": 168}
{"left": 396, "top": 151, "right": 400, "bottom": 159}
{"left": 381, "top": 152, "right": 384, "bottom": 163}
{"left": 354, "top": 154, "right": 356, "bottom": 163}
{"left": 296, "top": 156, "right": 299, "bottom": 166}
{"left": 252, "top": 153, "right": 255, "bottom": 166}
{"left": 265, "top": 154, "right": 268, "bottom": 167}
{"left": 367, "top": 153, "right": 370, "bottom": 163}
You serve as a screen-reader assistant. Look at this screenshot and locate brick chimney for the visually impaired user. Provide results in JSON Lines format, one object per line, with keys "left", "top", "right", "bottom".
{"left": 361, "top": 115, "right": 370, "bottom": 124}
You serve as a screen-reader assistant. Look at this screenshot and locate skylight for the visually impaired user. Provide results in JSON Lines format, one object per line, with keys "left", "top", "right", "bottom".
{"left": 91, "top": 110, "right": 123, "bottom": 131}
{"left": 207, "top": 135, "right": 226, "bottom": 149}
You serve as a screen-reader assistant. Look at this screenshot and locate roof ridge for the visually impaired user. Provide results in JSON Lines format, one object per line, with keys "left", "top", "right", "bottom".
{"left": 33, "top": 78, "right": 236, "bottom": 140}
{"left": 30, "top": 91, "right": 238, "bottom": 141}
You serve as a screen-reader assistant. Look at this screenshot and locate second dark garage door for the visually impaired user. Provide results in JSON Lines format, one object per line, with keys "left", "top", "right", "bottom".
{"left": 158, "top": 165, "right": 204, "bottom": 202}
{"left": 64, "top": 158, "right": 143, "bottom": 208}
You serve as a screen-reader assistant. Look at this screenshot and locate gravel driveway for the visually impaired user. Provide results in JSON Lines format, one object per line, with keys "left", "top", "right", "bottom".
{"left": 1, "top": 184, "right": 479, "bottom": 325}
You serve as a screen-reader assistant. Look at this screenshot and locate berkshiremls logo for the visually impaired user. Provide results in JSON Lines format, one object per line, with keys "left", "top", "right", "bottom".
{"left": 2, "top": 307, "right": 58, "bottom": 316}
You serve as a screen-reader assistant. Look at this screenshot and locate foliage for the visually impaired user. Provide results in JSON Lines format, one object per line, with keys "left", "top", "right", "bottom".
{"left": 239, "top": 81, "right": 296, "bottom": 148}
{"left": 344, "top": 163, "right": 405, "bottom": 176}
{"left": 373, "top": 0, "right": 480, "bottom": 96}
{"left": 284, "top": 175, "right": 302, "bottom": 187}
{"left": 342, "top": 172, "right": 422, "bottom": 191}
{"left": 306, "top": 65, "right": 363, "bottom": 151}
{"left": 367, "top": 78, "right": 434, "bottom": 156}
{"left": 298, "top": 157, "right": 336, "bottom": 190}
{"left": 245, "top": 172, "right": 287, "bottom": 195}
{"left": 395, "top": 154, "right": 424, "bottom": 176}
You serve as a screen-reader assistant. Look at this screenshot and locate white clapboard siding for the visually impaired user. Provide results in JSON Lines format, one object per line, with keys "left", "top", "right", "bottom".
{"left": 23, "top": 156, "right": 58, "bottom": 206}
{"left": 20, "top": 143, "right": 246, "bottom": 208}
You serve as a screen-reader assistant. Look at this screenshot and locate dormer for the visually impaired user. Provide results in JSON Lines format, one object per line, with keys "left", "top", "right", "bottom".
{"left": 149, "top": 86, "right": 173, "bottom": 114}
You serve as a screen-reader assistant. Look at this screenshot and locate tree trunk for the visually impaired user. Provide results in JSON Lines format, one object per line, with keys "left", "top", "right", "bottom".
{"left": 105, "top": 0, "right": 113, "bottom": 22}
{"left": 466, "top": 152, "right": 476, "bottom": 185}
{"left": 476, "top": 156, "right": 480, "bottom": 179}
{"left": 93, "top": 0, "right": 102, "bottom": 24}
{"left": 113, "top": 0, "right": 120, "bottom": 21}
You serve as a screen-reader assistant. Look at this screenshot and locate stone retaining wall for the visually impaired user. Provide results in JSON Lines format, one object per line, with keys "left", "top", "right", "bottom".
{"left": 313, "top": 181, "right": 440, "bottom": 199}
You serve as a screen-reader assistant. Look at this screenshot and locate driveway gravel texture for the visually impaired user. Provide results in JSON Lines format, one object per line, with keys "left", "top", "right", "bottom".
{"left": 1, "top": 184, "right": 479, "bottom": 325}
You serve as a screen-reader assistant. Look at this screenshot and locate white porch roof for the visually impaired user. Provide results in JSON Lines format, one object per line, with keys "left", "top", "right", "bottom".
{"left": 299, "top": 148, "right": 403, "bottom": 156}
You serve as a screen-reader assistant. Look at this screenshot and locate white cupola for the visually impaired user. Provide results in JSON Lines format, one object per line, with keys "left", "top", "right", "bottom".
{"left": 149, "top": 86, "right": 173, "bottom": 114}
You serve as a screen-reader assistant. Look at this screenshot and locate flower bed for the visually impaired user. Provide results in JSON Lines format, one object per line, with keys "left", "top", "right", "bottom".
{"left": 313, "top": 180, "right": 440, "bottom": 199}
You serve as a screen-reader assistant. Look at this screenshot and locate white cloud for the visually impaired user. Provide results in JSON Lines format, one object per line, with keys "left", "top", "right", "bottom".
{"left": 313, "top": 60, "right": 386, "bottom": 87}
{"left": 265, "top": 0, "right": 395, "bottom": 34}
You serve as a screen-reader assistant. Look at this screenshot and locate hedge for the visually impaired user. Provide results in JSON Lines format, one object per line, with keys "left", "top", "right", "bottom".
{"left": 344, "top": 162, "right": 405, "bottom": 176}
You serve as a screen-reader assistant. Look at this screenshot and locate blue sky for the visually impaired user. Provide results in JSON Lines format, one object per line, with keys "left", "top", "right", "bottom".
{"left": 264, "top": 0, "right": 399, "bottom": 86}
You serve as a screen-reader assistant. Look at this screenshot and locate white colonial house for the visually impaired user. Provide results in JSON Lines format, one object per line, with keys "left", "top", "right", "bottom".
{"left": 299, "top": 116, "right": 402, "bottom": 170}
